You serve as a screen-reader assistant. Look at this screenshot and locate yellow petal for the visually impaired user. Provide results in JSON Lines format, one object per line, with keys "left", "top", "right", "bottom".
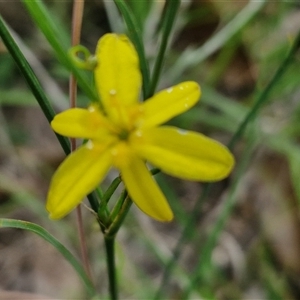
{"left": 46, "top": 143, "right": 113, "bottom": 219}
{"left": 94, "top": 34, "right": 142, "bottom": 121}
{"left": 51, "top": 107, "right": 113, "bottom": 140}
{"left": 132, "top": 126, "right": 234, "bottom": 181}
{"left": 120, "top": 155, "right": 174, "bottom": 222}
{"left": 140, "top": 81, "right": 200, "bottom": 128}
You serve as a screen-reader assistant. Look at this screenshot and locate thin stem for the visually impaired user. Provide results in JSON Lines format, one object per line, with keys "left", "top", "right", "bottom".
{"left": 22, "top": 0, "right": 97, "bottom": 100}
{"left": 149, "top": 0, "right": 180, "bottom": 96}
{"left": 154, "top": 184, "right": 211, "bottom": 300}
{"left": 165, "top": 0, "right": 266, "bottom": 83}
{"left": 103, "top": 195, "right": 132, "bottom": 300}
{"left": 70, "top": 0, "right": 93, "bottom": 283}
{"left": 108, "top": 190, "right": 128, "bottom": 225}
{"left": 228, "top": 29, "right": 300, "bottom": 151}
{"left": 182, "top": 136, "right": 257, "bottom": 298}
{"left": 0, "top": 9, "right": 100, "bottom": 215}
{"left": 105, "top": 195, "right": 132, "bottom": 239}
{"left": 102, "top": 176, "right": 122, "bottom": 206}
{"left": 154, "top": 29, "right": 300, "bottom": 300}
{"left": 70, "top": 0, "right": 84, "bottom": 110}
{"left": 0, "top": 16, "right": 70, "bottom": 154}
{"left": 0, "top": 218, "right": 96, "bottom": 297}
{"left": 76, "top": 206, "right": 93, "bottom": 281}
{"left": 104, "top": 237, "right": 118, "bottom": 300}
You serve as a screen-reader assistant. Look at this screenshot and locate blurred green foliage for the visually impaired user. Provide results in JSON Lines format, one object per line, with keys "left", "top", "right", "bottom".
{"left": 1, "top": 1, "right": 300, "bottom": 299}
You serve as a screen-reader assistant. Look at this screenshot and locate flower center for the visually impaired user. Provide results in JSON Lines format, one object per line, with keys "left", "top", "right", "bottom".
{"left": 118, "top": 129, "right": 130, "bottom": 141}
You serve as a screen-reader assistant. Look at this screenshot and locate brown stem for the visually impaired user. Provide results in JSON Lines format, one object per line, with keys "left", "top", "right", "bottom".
{"left": 70, "top": 0, "right": 93, "bottom": 283}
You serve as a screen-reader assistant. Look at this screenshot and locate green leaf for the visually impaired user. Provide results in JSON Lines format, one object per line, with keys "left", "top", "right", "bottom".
{"left": 0, "top": 218, "right": 97, "bottom": 297}
{"left": 21, "top": 0, "right": 97, "bottom": 101}
{"left": 181, "top": 136, "right": 257, "bottom": 298}
{"left": 127, "top": 0, "right": 153, "bottom": 33}
{"left": 228, "top": 29, "right": 300, "bottom": 150}
{"left": 200, "top": 85, "right": 248, "bottom": 121}
{"left": 165, "top": 0, "right": 267, "bottom": 82}
{"left": 0, "top": 15, "right": 70, "bottom": 154}
{"left": 0, "top": 16, "right": 99, "bottom": 213}
{"left": 149, "top": 0, "right": 181, "bottom": 95}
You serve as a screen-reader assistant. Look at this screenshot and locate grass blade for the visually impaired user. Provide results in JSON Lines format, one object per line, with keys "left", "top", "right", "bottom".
{"left": 154, "top": 28, "right": 300, "bottom": 300}
{"left": 0, "top": 15, "right": 70, "bottom": 154}
{"left": 149, "top": 0, "right": 180, "bottom": 95}
{"left": 0, "top": 16, "right": 99, "bottom": 213}
{"left": 228, "top": 29, "right": 300, "bottom": 150}
{"left": 165, "top": 0, "right": 267, "bottom": 82}
{"left": 182, "top": 136, "right": 257, "bottom": 298}
{"left": 21, "top": 0, "right": 97, "bottom": 101}
{"left": 0, "top": 218, "right": 97, "bottom": 297}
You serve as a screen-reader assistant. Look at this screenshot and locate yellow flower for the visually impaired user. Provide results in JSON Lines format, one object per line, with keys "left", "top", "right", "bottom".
{"left": 46, "top": 33, "right": 234, "bottom": 222}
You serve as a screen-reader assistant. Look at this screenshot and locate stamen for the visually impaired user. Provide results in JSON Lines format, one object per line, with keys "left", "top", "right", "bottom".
{"left": 135, "top": 130, "right": 142, "bottom": 137}
{"left": 86, "top": 140, "right": 94, "bottom": 149}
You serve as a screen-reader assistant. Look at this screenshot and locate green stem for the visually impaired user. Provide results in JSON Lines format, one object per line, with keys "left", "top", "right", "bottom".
{"left": 106, "top": 195, "right": 132, "bottom": 239}
{"left": 0, "top": 15, "right": 70, "bottom": 154}
{"left": 165, "top": 0, "right": 266, "bottom": 82}
{"left": 109, "top": 190, "right": 128, "bottom": 224}
{"left": 0, "top": 16, "right": 100, "bottom": 214}
{"left": 228, "top": 29, "right": 300, "bottom": 150}
{"left": 102, "top": 176, "right": 122, "bottom": 205}
{"left": 0, "top": 218, "right": 96, "bottom": 297}
{"left": 97, "top": 177, "right": 122, "bottom": 226}
{"left": 182, "top": 136, "right": 257, "bottom": 298}
{"left": 154, "top": 27, "right": 300, "bottom": 300}
{"left": 21, "top": 0, "right": 97, "bottom": 100}
{"left": 149, "top": 0, "right": 180, "bottom": 96}
{"left": 103, "top": 195, "right": 132, "bottom": 299}
{"left": 153, "top": 184, "right": 212, "bottom": 300}
{"left": 104, "top": 237, "right": 118, "bottom": 300}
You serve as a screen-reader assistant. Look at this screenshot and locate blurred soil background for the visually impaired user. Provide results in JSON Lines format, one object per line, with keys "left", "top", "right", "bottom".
{"left": 1, "top": 0, "right": 300, "bottom": 299}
